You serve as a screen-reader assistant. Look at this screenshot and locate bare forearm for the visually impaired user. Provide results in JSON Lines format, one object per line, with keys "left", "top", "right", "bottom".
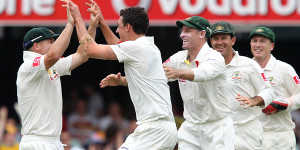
{"left": 99, "top": 22, "right": 120, "bottom": 44}
{"left": 74, "top": 15, "right": 90, "bottom": 42}
{"left": 88, "top": 23, "right": 97, "bottom": 40}
{"left": 70, "top": 52, "right": 89, "bottom": 71}
{"left": 45, "top": 23, "right": 74, "bottom": 69}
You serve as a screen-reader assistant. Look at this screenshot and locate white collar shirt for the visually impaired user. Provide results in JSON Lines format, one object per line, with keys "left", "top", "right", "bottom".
{"left": 110, "top": 36, "right": 174, "bottom": 125}
{"left": 221, "top": 51, "right": 273, "bottom": 124}
{"left": 17, "top": 51, "right": 72, "bottom": 136}
{"left": 164, "top": 43, "right": 231, "bottom": 124}
{"left": 258, "top": 55, "right": 300, "bottom": 131}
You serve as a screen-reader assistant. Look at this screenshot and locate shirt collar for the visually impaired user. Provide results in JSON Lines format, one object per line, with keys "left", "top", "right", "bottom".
{"left": 263, "top": 55, "right": 276, "bottom": 71}
{"left": 136, "top": 36, "right": 154, "bottom": 43}
{"left": 183, "top": 42, "right": 210, "bottom": 65}
{"left": 23, "top": 51, "right": 42, "bottom": 61}
{"left": 227, "top": 50, "right": 239, "bottom": 67}
{"left": 195, "top": 42, "right": 210, "bottom": 60}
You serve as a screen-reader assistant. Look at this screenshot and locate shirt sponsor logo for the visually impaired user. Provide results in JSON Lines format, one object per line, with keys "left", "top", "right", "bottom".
{"left": 293, "top": 76, "right": 300, "bottom": 84}
{"left": 32, "top": 56, "right": 41, "bottom": 67}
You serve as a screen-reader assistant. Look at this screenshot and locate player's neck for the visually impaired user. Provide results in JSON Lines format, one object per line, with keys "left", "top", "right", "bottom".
{"left": 187, "top": 39, "right": 206, "bottom": 61}
{"left": 224, "top": 50, "right": 235, "bottom": 65}
{"left": 255, "top": 55, "right": 271, "bottom": 68}
{"left": 128, "top": 32, "right": 145, "bottom": 41}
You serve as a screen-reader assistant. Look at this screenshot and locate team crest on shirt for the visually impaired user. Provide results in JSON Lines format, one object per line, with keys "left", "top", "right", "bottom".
{"left": 48, "top": 69, "right": 59, "bottom": 80}
{"left": 267, "top": 76, "right": 276, "bottom": 86}
{"left": 231, "top": 71, "right": 241, "bottom": 83}
{"left": 232, "top": 71, "right": 241, "bottom": 80}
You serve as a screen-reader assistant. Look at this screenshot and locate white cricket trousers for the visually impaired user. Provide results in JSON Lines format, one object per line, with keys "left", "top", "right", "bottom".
{"left": 234, "top": 119, "right": 263, "bottom": 150}
{"left": 118, "top": 119, "right": 177, "bottom": 150}
{"left": 19, "top": 135, "right": 64, "bottom": 150}
{"left": 263, "top": 129, "right": 296, "bottom": 150}
{"left": 178, "top": 116, "right": 235, "bottom": 150}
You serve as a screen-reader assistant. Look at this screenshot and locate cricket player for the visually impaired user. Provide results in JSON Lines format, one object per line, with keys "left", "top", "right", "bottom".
{"left": 210, "top": 22, "right": 274, "bottom": 150}
{"left": 161, "top": 17, "right": 235, "bottom": 150}
{"left": 64, "top": 1, "right": 177, "bottom": 150}
{"left": 237, "top": 26, "right": 298, "bottom": 150}
{"left": 16, "top": 1, "right": 97, "bottom": 149}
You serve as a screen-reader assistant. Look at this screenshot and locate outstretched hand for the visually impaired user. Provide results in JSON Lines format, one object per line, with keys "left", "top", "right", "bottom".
{"left": 236, "top": 94, "right": 263, "bottom": 108}
{"left": 86, "top": 0, "right": 104, "bottom": 25}
{"left": 100, "top": 72, "right": 124, "bottom": 88}
{"left": 61, "top": 0, "right": 81, "bottom": 23}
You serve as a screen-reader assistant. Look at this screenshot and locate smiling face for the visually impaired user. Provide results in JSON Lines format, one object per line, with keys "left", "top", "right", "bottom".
{"left": 180, "top": 26, "right": 205, "bottom": 50}
{"left": 250, "top": 35, "right": 274, "bottom": 60}
{"left": 210, "top": 33, "right": 236, "bottom": 57}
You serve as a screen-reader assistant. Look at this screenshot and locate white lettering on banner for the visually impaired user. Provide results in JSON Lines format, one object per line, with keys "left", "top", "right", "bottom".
{"left": 271, "top": 0, "right": 296, "bottom": 16}
{"left": 208, "top": 0, "right": 230, "bottom": 15}
{"left": 233, "top": 0, "right": 255, "bottom": 16}
{"left": 158, "top": 0, "right": 178, "bottom": 15}
{"left": 0, "top": 0, "right": 54, "bottom": 16}
{"left": 180, "top": 0, "right": 206, "bottom": 15}
{"left": 32, "top": 0, "right": 55, "bottom": 16}
{"left": 22, "top": 0, "right": 30, "bottom": 15}
{"left": 258, "top": 0, "right": 268, "bottom": 15}
{"left": 112, "top": 0, "right": 151, "bottom": 13}
{"left": 0, "top": 0, "right": 6, "bottom": 14}
{"left": 7, "top": 0, "right": 16, "bottom": 15}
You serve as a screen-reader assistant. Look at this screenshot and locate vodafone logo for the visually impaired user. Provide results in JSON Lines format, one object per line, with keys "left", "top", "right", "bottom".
{"left": 112, "top": 0, "right": 300, "bottom": 16}
{"left": 1, "top": 0, "right": 300, "bottom": 25}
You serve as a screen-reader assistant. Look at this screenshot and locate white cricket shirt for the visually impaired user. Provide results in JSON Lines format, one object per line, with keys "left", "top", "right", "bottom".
{"left": 110, "top": 36, "right": 174, "bottom": 125}
{"left": 221, "top": 51, "right": 273, "bottom": 125}
{"left": 164, "top": 43, "right": 231, "bottom": 124}
{"left": 17, "top": 51, "right": 72, "bottom": 137}
{"left": 259, "top": 55, "right": 299, "bottom": 132}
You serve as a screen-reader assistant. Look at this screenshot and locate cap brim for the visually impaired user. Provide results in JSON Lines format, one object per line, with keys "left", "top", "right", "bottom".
{"left": 211, "top": 31, "right": 234, "bottom": 36}
{"left": 51, "top": 34, "right": 59, "bottom": 39}
{"left": 176, "top": 20, "right": 199, "bottom": 30}
{"left": 249, "top": 32, "right": 272, "bottom": 42}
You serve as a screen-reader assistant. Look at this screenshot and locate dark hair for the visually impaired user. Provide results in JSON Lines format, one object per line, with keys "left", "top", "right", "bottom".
{"left": 120, "top": 7, "right": 149, "bottom": 34}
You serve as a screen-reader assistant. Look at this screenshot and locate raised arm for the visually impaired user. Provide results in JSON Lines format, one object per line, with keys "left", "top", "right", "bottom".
{"left": 44, "top": 0, "right": 74, "bottom": 70}
{"left": 64, "top": 0, "right": 117, "bottom": 60}
{"left": 87, "top": 0, "right": 120, "bottom": 44}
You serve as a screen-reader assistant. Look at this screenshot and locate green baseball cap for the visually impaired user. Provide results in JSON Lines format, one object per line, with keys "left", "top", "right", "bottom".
{"left": 176, "top": 16, "right": 210, "bottom": 37}
{"left": 176, "top": 16, "right": 210, "bottom": 30}
{"left": 249, "top": 26, "right": 275, "bottom": 42}
{"left": 23, "top": 27, "right": 59, "bottom": 50}
{"left": 211, "top": 21, "right": 235, "bottom": 37}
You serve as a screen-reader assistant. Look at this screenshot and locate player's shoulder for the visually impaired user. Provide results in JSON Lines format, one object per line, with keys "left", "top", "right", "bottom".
{"left": 276, "top": 59, "right": 297, "bottom": 75}
{"left": 170, "top": 50, "right": 188, "bottom": 60}
{"left": 207, "top": 47, "right": 223, "bottom": 58}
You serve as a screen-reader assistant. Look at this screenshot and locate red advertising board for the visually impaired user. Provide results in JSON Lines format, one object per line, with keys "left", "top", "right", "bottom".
{"left": 0, "top": 0, "right": 300, "bottom": 26}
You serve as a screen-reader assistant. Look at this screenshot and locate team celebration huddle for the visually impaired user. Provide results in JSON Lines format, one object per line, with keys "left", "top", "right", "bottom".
{"left": 16, "top": 0, "right": 300, "bottom": 150}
